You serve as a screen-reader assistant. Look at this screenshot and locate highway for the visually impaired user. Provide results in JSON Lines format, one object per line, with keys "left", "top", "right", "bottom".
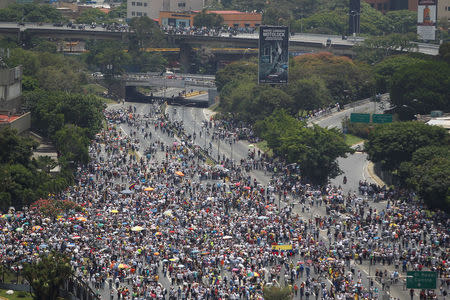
{"left": 161, "top": 100, "right": 412, "bottom": 299}
{"left": 0, "top": 22, "right": 439, "bottom": 56}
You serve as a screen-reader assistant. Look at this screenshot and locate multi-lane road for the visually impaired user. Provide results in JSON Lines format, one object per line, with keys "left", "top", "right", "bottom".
{"left": 108, "top": 98, "right": 416, "bottom": 300}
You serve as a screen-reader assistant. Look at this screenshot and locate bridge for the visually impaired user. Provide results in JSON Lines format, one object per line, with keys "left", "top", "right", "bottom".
{"left": 0, "top": 22, "right": 358, "bottom": 56}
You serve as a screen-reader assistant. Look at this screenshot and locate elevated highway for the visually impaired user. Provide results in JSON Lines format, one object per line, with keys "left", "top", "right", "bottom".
{"left": 0, "top": 22, "right": 439, "bottom": 59}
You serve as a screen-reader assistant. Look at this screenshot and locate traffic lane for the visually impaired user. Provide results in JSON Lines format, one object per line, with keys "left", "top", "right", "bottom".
{"left": 330, "top": 152, "right": 371, "bottom": 194}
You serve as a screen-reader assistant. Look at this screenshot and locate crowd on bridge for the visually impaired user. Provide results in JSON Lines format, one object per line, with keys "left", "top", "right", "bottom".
{"left": 0, "top": 102, "right": 448, "bottom": 300}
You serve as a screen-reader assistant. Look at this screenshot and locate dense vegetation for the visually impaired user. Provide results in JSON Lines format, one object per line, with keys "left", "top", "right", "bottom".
{"left": 256, "top": 110, "right": 353, "bottom": 185}
{"left": 365, "top": 122, "right": 450, "bottom": 211}
{"left": 217, "top": 52, "right": 374, "bottom": 122}
{"left": 0, "top": 44, "right": 105, "bottom": 211}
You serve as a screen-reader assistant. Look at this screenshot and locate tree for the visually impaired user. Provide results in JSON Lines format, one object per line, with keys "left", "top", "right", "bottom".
{"left": 54, "top": 125, "right": 90, "bottom": 165}
{"left": 257, "top": 110, "right": 353, "bottom": 184}
{"left": 439, "top": 42, "right": 450, "bottom": 64}
{"left": 365, "top": 121, "right": 450, "bottom": 172}
{"left": 23, "top": 251, "right": 72, "bottom": 300}
{"left": 389, "top": 60, "right": 450, "bottom": 117}
{"left": 215, "top": 60, "right": 257, "bottom": 91}
{"left": 0, "top": 127, "right": 36, "bottom": 165}
{"left": 128, "top": 17, "right": 166, "bottom": 53}
{"left": 263, "top": 285, "right": 292, "bottom": 300}
{"left": 384, "top": 10, "right": 417, "bottom": 34}
{"left": 0, "top": 3, "right": 65, "bottom": 23}
{"left": 410, "top": 156, "right": 450, "bottom": 211}
{"left": 193, "top": 9, "right": 224, "bottom": 28}
{"left": 355, "top": 33, "right": 418, "bottom": 64}
{"left": 287, "top": 77, "right": 331, "bottom": 111}
{"left": 373, "top": 54, "right": 428, "bottom": 93}
{"left": 76, "top": 8, "right": 107, "bottom": 24}
{"left": 84, "top": 40, "right": 130, "bottom": 74}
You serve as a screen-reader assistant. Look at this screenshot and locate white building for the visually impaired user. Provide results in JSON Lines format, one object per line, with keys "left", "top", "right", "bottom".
{"left": 127, "top": 0, "right": 204, "bottom": 21}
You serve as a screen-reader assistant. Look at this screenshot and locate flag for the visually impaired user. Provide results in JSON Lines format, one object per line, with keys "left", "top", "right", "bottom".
{"left": 129, "top": 183, "right": 136, "bottom": 190}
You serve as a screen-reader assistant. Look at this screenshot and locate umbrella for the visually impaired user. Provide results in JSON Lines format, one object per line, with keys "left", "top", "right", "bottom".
{"left": 71, "top": 235, "right": 81, "bottom": 240}
{"left": 257, "top": 216, "right": 268, "bottom": 220}
{"left": 155, "top": 232, "right": 163, "bottom": 236}
{"left": 223, "top": 235, "right": 233, "bottom": 240}
{"left": 306, "top": 259, "right": 313, "bottom": 264}
{"left": 169, "top": 258, "right": 179, "bottom": 262}
{"left": 121, "top": 189, "right": 133, "bottom": 194}
{"left": 175, "top": 171, "right": 184, "bottom": 177}
{"left": 118, "top": 264, "right": 130, "bottom": 269}
{"left": 232, "top": 268, "right": 240, "bottom": 272}
{"left": 111, "top": 210, "right": 119, "bottom": 213}
{"left": 243, "top": 186, "right": 251, "bottom": 190}
{"left": 177, "top": 264, "right": 185, "bottom": 268}
{"left": 15, "top": 227, "right": 24, "bottom": 232}
{"left": 76, "top": 216, "right": 87, "bottom": 222}
{"left": 144, "top": 187, "right": 155, "bottom": 191}
{"left": 32, "top": 225, "right": 42, "bottom": 231}
{"left": 248, "top": 144, "right": 255, "bottom": 148}
{"left": 163, "top": 210, "right": 173, "bottom": 217}
{"left": 154, "top": 252, "right": 160, "bottom": 256}
{"left": 131, "top": 226, "right": 145, "bottom": 232}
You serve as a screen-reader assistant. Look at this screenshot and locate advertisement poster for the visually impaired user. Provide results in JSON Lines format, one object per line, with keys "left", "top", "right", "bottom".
{"left": 417, "top": 0, "right": 437, "bottom": 40}
{"left": 258, "top": 26, "right": 289, "bottom": 84}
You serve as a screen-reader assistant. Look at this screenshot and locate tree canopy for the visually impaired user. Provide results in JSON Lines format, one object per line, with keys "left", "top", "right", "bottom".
{"left": 23, "top": 251, "right": 72, "bottom": 300}
{"left": 365, "top": 122, "right": 449, "bottom": 172}
{"left": 193, "top": 9, "right": 224, "bottom": 28}
{"left": 256, "top": 110, "right": 353, "bottom": 184}
{"left": 389, "top": 60, "right": 450, "bottom": 116}
{"left": 0, "top": 3, "right": 65, "bottom": 23}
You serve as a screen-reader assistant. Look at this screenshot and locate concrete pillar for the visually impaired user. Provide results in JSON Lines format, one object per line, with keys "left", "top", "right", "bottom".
{"left": 179, "top": 43, "right": 192, "bottom": 73}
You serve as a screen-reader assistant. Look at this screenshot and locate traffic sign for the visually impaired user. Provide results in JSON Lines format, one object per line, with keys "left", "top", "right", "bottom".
{"left": 406, "top": 271, "right": 437, "bottom": 289}
{"left": 372, "top": 114, "right": 392, "bottom": 124}
{"left": 350, "top": 113, "right": 370, "bottom": 123}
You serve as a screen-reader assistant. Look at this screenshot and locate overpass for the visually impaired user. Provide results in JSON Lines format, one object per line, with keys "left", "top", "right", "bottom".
{"left": 0, "top": 22, "right": 357, "bottom": 56}
{"left": 0, "top": 22, "right": 439, "bottom": 70}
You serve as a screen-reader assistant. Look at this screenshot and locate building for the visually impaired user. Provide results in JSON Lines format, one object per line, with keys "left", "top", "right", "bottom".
{"left": 437, "top": 0, "right": 450, "bottom": 24}
{"left": 159, "top": 10, "right": 262, "bottom": 28}
{"left": 0, "top": 65, "right": 31, "bottom": 133}
{"left": 127, "top": 0, "right": 204, "bottom": 21}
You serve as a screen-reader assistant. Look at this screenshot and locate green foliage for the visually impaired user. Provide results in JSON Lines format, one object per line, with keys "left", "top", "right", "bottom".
{"left": 439, "top": 42, "right": 450, "bottom": 64}
{"left": 76, "top": 8, "right": 107, "bottom": 24}
{"left": 108, "top": 2, "right": 127, "bottom": 19}
{"left": 365, "top": 121, "right": 449, "bottom": 172}
{"left": 373, "top": 54, "right": 428, "bottom": 93}
{"left": 25, "top": 90, "right": 104, "bottom": 139}
{"left": 23, "top": 252, "right": 72, "bottom": 300}
{"left": 0, "top": 127, "right": 36, "bottom": 165}
{"left": 290, "top": 52, "right": 374, "bottom": 103}
{"left": 128, "top": 17, "right": 166, "bottom": 53}
{"left": 389, "top": 60, "right": 450, "bottom": 116}
{"left": 0, "top": 3, "right": 64, "bottom": 23}
{"left": 263, "top": 285, "right": 292, "bottom": 300}
{"left": 193, "top": 9, "right": 224, "bottom": 28}
{"left": 0, "top": 129, "right": 71, "bottom": 211}
{"left": 292, "top": 9, "right": 346, "bottom": 34}
{"left": 54, "top": 125, "right": 90, "bottom": 165}
{"left": 409, "top": 156, "right": 450, "bottom": 211}
{"left": 355, "top": 33, "right": 418, "bottom": 64}
{"left": 287, "top": 76, "right": 331, "bottom": 111}
{"left": 215, "top": 60, "right": 257, "bottom": 91}
{"left": 384, "top": 10, "right": 417, "bottom": 34}
{"left": 257, "top": 110, "right": 353, "bottom": 184}
{"left": 84, "top": 40, "right": 130, "bottom": 74}
{"left": 6, "top": 48, "right": 86, "bottom": 91}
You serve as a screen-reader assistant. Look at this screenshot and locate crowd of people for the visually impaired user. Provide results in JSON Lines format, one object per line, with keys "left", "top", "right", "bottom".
{"left": 0, "top": 102, "right": 448, "bottom": 300}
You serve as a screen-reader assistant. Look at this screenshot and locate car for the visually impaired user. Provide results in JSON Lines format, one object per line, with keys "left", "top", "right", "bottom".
{"left": 53, "top": 22, "right": 63, "bottom": 27}
{"left": 18, "top": 21, "right": 25, "bottom": 26}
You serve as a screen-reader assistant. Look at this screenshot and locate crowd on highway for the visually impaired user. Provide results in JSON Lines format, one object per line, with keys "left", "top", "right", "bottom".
{"left": 0, "top": 102, "right": 448, "bottom": 300}
{"left": 161, "top": 26, "right": 257, "bottom": 37}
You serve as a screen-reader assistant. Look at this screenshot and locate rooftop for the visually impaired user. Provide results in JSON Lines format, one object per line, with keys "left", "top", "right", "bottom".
{"left": 0, "top": 114, "right": 20, "bottom": 123}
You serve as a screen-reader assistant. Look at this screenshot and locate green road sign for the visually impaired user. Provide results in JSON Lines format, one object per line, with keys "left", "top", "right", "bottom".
{"left": 350, "top": 113, "right": 370, "bottom": 123}
{"left": 407, "top": 271, "right": 437, "bottom": 289}
{"left": 373, "top": 114, "right": 393, "bottom": 124}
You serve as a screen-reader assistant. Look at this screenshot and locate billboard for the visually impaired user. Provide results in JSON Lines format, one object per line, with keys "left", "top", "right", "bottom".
{"left": 417, "top": 0, "right": 437, "bottom": 40}
{"left": 258, "top": 26, "right": 289, "bottom": 84}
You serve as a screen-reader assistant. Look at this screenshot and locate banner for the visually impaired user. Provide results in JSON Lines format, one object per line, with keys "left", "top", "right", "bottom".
{"left": 417, "top": 0, "right": 437, "bottom": 40}
{"left": 272, "top": 244, "right": 293, "bottom": 251}
{"left": 258, "top": 26, "right": 289, "bottom": 84}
